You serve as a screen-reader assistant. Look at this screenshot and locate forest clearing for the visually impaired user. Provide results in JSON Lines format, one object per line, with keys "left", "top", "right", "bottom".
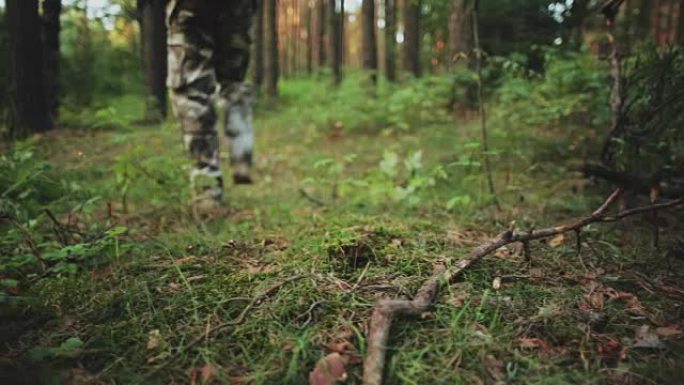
{"left": 1, "top": 0, "right": 684, "bottom": 384}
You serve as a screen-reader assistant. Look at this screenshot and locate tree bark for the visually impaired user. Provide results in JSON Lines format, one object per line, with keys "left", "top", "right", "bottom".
{"left": 328, "top": 0, "right": 343, "bottom": 85}
{"left": 6, "top": 0, "right": 50, "bottom": 138}
{"left": 361, "top": 0, "right": 378, "bottom": 84}
{"left": 403, "top": 0, "right": 421, "bottom": 77}
{"left": 305, "top": 1, "right": 313, "bottom": 74}
{"left": 447, "top": 0, "right": 472, "bottom": 68}
{"left": 42, "top": 0, "right": 61, "bottom": 123}
{"left": 140, "top": 0, "right": 167, "bottom": 121}
{"left": 679, "top": 0, "right": 684, "bottom": 45}
{"left": 313, "top": 0, "right": 327, "bottom": 69}
{"left": 652, "top": 0, "right": 662, "bottom": 44}
{"left": 384, "top": 0, "right": 397, "bottom": 82}
{"left": 264, "top": 0, "right": 279, "bottom": 97}
{"left": 253, "top": 0, "right": 264, "bottom": 88}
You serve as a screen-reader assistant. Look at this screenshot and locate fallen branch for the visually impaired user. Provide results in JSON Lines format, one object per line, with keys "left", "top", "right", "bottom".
{"left": 574, "top": 162, "right": 684, "bottom": 198}
{"left": 362, "top": 189, "right": 684, "bottom": 385}
{"left": 140, "top": 274, "right": 307, "bottom": 382}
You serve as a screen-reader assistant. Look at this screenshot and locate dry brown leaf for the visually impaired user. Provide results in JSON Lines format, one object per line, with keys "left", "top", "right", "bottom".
{"left": 174, "top": 256, "right": 198, "bottom": 266}
{"left": 200, "top": 364, "right": 216, "bottom": 384}
{"left": 634, "top": 325, "right": 664, "bottom": 349}
{"left": 325, "top": 341, "right": 355, "bottom": 354}
{"left": 483, "top": 354, "right": 504, "bottom": 382}
{"left": 655, "top": 325, "right": 684, "bottom": 338}
{"left": 587, "top": 291, "right": 605, "bottom": 310}
{"left": 548, "top": 234, "right": 565, "bottom": 248}
{"left": 450, "top": 294, "right": 468, "bottom": 307}
{"left": 308, "top": 353, "right": 348, "bottom": 385}
{"left": 420, "top": 311, "right": 435, "bottom": 319}
{"left": 492, "top": 276, "right": 502, "bottom": 290}
{"left": 146, "top": 329, "right": 162, "bottom": 350}
{"left": 529, "top": 267, "right": 543, "bottom": 279}
{"left": 517, "top": 337, "right": 549, "bottom": 353}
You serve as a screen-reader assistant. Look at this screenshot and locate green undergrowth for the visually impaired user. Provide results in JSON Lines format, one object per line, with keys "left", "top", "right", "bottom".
{"left": 1, "top": 73, "right": 683, "bottom": 385}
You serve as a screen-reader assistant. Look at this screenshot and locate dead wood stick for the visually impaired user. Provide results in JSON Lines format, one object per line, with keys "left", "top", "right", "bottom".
{"left": 362, "top": 189, "right": 684, "bottom": 385}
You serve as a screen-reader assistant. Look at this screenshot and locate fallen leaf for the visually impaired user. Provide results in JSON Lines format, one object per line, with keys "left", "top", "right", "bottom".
{"left": 325, "top": 341, "right": 354, "bottom": 354}
{"left": 548, "top": 234, "right": 565, "bottom": 248}
{"left": 309, "top": 353, "right": 348, "bottom": 385}
{"left": 200, "top": 364, "right": 216, "bottom": 384}
{"left": 483, "top": 354, "right": 504, "bottom": 382}
{"left": 655, "top": 325, "right": 683, "bottom": 338}
{"left": 517, "top": 337, "right": 549, "bottom": 353}
{"left": 587, "top": 291, "right": 604, "bottom": 310}
{"left": 420, "top": 311, "right": 435, "bottom": 319}
{"left": 494, "top": 246, "right": 510, "bottom": 258}
{"left": 529, "top": 267, "right": 543, "bottom": 279}
{"left": 492, "top": 277, "right": 502, "bottom": 290}
{"left": 174, "top": 256, "right": 198, "bottom": 266}
{"left": 147, "top": 329, "right": 162, "bottom": 350}
{"left": 450, "top": 294, "right": 468, "bottom": 307}
{"left": 633, "top": 325, "right": 664, "bottom": 349}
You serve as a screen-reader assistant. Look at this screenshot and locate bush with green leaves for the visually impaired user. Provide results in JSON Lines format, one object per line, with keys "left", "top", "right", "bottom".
{"left": 0, "top": 142, "right": 123, "bottom": 301}
{"left": 605, "top": 45, "right": 684, "bottom": 179}
{"left": 494, "top": 48, "right": 611, "bottom": 128}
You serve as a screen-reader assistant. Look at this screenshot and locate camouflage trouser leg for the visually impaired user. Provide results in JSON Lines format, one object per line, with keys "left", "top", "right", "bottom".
{"left": 167, "top": 0, "right": 222, "bottom": 199}
{"left": 167, "top": 0, "right": 256, "bottom": 199}
{"left": 215, "top": 2, "right": 255, "bottom": 184}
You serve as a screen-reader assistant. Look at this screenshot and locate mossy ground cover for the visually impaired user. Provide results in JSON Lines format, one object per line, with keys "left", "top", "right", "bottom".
{"left": 2, "top": 76, "right": 683, "bottom": 385}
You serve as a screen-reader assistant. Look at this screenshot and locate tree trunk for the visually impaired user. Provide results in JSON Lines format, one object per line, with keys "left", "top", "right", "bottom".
{"left": 140, "top": 0, "right": 167, "bottom": 121}
{"left": 652, "top": 0, "right": 662, "bottom": 44}
{"left": 678, "top": 0, "right": 684, "bottom": 45}
{"left": 361, "top": 0, "right": 378, "bottom": 84}
{"left": 565, "top": 0, "right": 588, "bottom": 49}
{"left": 403, "top": 0, "right": 421, "bottom": 77}
{"left": 264, "top": 0, "right": 279, "bottom": 97}
{"left": 447, "top": 0, "right": 472, "bottom": 68}
{"left": 253, "top": 0, "right": 264, "bottom": 88}
{"left": 42, "top": 0, "right": 61, "bottom": 123}
{"left": 305, "top": 2, "right": 313, "bottom": 74}
{"left": 314, "top": 0, "right": 327, "bottom": 69}
{"left": 329, "top": 0, "right": 343, "bottom": 85}
{"left": 384, "top": 0, "right": 397, "bottom": 82}
{"left": 6, "top": 0, "right": 50, "bottom": 138}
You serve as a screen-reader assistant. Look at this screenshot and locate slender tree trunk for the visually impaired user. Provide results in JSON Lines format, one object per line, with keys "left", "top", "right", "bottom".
{"left": 253, "top": 0, "right": 264, "bottom": 88}
{"left": 403, "top": 0, "right": 421, "bottom": 77}
{"left": 329, "top": 0, "right": 343, "bottom": 85}
{"left": 264, "top": 0, "right": 279, "bottom": 97}
{"left": 472, "top": 0, "right": 499, "bottom": 208}
{"left": 652, "top": 0, "right": 662, "bottom": 44}
{"left": 305, "top": 2, "right": 313, "bottom": 74}
{"left": 447, "top": 0, "right": 472, "bottom": 68}
{"left": 140, "top": 0, "right": 167, "bottom": 121}
{"left": 314, "top": 0, "right": 327, "bottom": 69}
{"left": 361, "top": 0, "right": 378, "bottom": 84}
{"left": 384, "top": 0, "right": 397, "bottom": 82}
{"left": 42, "top": 0, "right": 61, "bottom": 123}
{"left": 678, "top": 0, "right": 684, "bottom": 44}
{"left": 6, "top": 0, "right": 50, "bottom": 138}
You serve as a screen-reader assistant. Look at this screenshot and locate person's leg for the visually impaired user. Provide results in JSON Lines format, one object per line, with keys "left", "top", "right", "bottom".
{"left": 167, "top": 0, "right": 223, "bottom": 201}
{"left": 215, "top": 1, "right": 256, "bottom": 184}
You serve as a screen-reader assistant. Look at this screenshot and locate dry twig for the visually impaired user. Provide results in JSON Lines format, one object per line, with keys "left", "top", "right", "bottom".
{"left": 362, "top": 189, "right": 684, "bottom": 385}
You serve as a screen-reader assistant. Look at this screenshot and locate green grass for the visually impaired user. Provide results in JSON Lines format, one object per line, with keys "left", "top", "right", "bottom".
{"left": 2, "top": 74, "right": 683, "bottom": 385}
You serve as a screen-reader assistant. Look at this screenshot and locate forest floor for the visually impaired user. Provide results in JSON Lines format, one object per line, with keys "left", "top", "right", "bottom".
{"left": 2, "top": 77, "right": 684, "bottom": 385}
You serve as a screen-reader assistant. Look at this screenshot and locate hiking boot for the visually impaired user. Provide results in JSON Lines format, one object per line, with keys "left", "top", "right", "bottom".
{"left": 232, "top": 161, "right": 253, "bottom": 185}
{"left": 190, "top": 165, "right": 224, "bottom": 211}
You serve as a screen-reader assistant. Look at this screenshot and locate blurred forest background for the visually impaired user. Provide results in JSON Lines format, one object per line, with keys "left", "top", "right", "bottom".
{"left": 1, "top": 1, "right": 684, "bottom": 384}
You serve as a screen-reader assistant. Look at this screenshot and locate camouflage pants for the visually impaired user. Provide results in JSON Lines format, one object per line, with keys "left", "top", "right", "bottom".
{"left": 167, "top": 0, "right": 255, "bottom": 193}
